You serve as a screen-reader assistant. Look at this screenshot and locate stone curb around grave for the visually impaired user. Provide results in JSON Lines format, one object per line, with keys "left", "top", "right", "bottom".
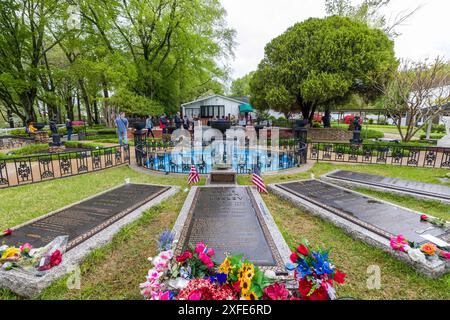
{"left": 320, "top": 169, "right": 450, "bottom": 205}
{"left": 268, "top": 182, "right": 448, "bottom": 279}
{"left": 171, "top": 185, "right": 293, "bottom": 276}
{"left": 0, "top": 184, "right": 180, "bottom": 298}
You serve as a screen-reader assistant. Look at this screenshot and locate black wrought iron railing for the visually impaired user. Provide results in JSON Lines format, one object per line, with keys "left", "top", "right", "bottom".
{"left": 134, "top": 134, "right": 308, "bottom": 174}
{"left": 309, "top": 142, "right": 450, "bottom": 168}
{"left": 0, "top": 145, "right": 130, "bottom": 188}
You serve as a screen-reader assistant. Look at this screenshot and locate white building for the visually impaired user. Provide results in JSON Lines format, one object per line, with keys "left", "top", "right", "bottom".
{"left": 181, "top": 94, "right": 254, "bottom": 119}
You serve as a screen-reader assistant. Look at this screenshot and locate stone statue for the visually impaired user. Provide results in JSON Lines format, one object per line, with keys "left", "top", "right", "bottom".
{"left": 49, "top": 118, "right": 59, "bottom": 135}
{"left": 437, "top": 117, "right": 450, "bottom": 148}
{"left": 354, "top": 116, "right": 362, "bottom": 132}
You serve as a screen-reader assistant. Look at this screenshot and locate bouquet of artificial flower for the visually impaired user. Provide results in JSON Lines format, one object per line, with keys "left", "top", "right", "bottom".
{"left": 285, "top": 241, "right": 346, "bottom": 300}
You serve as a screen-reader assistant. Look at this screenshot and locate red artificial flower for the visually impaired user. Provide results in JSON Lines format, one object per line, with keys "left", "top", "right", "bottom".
{"left": 298, "top": 278, "right": 329, "bottom": 300}
{"left": 263, "top": 283, "right": 290, "bottom": 300}
{"left": 50, "top": 250, "right": 62, "bottom": 267}
{"left": 232, "top": 281, "right": 241, "bottom": 293}
{"left": 2, "top": 229, "right": 12, "bottom": 236}
{"left": 176, "top": 250, "right": 192, "bottom": 263}
{"left": 297, "top": 244, "right": 309, "bottom": 256}
{"left": 420, "top": 215, "right": 428, "bottom": 222}
{"left": 334, "top": 270, "right": 346, "bottom": 284}
{"left": 290, "top": 251, "right": 299, "bottom": 263}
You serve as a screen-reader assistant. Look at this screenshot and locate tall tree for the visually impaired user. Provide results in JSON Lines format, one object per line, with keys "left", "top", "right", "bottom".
{"left": 379, "top": 58, "right": 450, "bottom": 142}
{"left": 0, "top": 0, "right": 62, "bottom": 123}
{"left": 324, "top": 0, "right": 421, "bottom": 38}
{"left": 230, "top": 72, "right": 254, "bottom": 96}
{"left": 250, "top": 16, "right": 398, "bottom": 124}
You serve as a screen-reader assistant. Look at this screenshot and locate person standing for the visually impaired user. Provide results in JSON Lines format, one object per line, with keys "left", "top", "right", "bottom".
{"left": 115, "top": 112, "right": 129, "bottom": 145}
{"left": 145, "top": 115, "right": 155, "bottom": 138}
{"left": 174, "top": 112, "right": 183, "bottom": 130}
{"left": 66, "top": 118, "right": 73, "bottom": 141}
{"left": 183, "top": 115, "right": 190, "bottom": 130}
{"left": 159, "top": 114, "right": 168, "bottom": 134}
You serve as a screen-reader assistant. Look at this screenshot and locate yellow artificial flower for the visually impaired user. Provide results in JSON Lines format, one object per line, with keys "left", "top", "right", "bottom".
{"left": 240, "top": 278, "right": 251, "bottom": 293}
{"left": 1, "top": 247, "right": 20, "bottom": 259}
{"left": 219, "top": 258, "right": 231, "bottom": 275}
{"left": 238, "top": 262, "right": 254, "bottom": 280}
{"left": 242, "top": 291, "right": 259, "bottom": 300}
{"left": 245, "top": 268, "right": 255, "bottom": 281}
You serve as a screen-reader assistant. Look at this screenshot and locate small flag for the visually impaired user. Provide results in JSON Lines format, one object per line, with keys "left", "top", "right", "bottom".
{"left": 188, "top": 165, "right": 200, "bottom": 185}
{"left": 252, "top": 165, "right": 267, "bottom": 193}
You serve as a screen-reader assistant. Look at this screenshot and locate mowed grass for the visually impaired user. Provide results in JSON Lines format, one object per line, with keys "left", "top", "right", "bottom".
{"left": 0, "top": 162, "right": 449, "bottom": 299}
{"left": 262, "top": 192, "right": 450, "bottom": 299}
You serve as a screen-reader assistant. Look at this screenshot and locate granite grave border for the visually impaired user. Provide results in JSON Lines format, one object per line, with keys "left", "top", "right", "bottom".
{"left": 171, "top": 185, "right": 291, "bottom": 275}
{"left": 321, "top": 169, "right": 450, "bottom": 205}
{"left": 268, "top": 180, "right": 449, "bottom": 278}
{"left": 0, "top": 183, "right": 180, "bottom": 297}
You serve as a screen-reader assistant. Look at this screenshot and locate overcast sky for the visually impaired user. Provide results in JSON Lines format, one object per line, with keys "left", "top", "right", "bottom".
{"left": 220, "top": 0, "right": 450, "bottom": 80}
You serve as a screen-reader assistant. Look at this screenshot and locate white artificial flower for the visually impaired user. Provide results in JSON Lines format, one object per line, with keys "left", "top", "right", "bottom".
{"left": 408, "top": 248, "right": 427, "bottom": 264}
{"left": 168, "top": 278, "right": 189, "bottom": 290}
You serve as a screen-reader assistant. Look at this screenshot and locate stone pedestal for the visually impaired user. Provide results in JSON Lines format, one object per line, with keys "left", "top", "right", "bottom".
{"left": 34, "top": 131, "right": 49, "bottom": 144}
{"left": 349, "top": 130, "right": 363, "bottom": 144}
{"left": 208, "top": 169, "right": 237, "bottom": 185}
{"left": 48, "top": 145, "right": 66, "bottom": 153}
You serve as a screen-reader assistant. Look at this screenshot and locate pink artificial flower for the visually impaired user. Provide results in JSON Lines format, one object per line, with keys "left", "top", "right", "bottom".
{"left": 263, "top": 283, "right": 290, "bottom": 300}
{"left": 188, "top": 290, "right": 202, "bottom": 300}
{"left": 198, "top": 252, "right": 212, "bottom": 266}
{"left": 207, "top": 248, "right": 215, "bottom": 256}
{"left": 439, "top": 251, "right": 450, "bottom": 259}
{"left": 195, "top": 242, "right": 206, "bottom": 254}
{"left": 207, "top": 262, "right": 214, "bottom": 269}
{"left": 159, "top": 291, "right": 172, "bottom": 300}
{"left": 20, "top": 243, "right": 32, "bottom": 254}
{"left": 390, "top": 235, "right": 409, "bottom": 252}
{"left": 147, "top": 269, "right": 162, "bottom": 282}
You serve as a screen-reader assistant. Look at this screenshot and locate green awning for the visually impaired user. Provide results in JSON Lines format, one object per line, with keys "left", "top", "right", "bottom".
{"left": 239, "top": 103, "right": 254, "bottom": 113}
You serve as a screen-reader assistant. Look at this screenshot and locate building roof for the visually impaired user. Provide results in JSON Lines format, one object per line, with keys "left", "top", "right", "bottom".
{"left": 229, "top": 96, "right": 250, "bottom": 104}
{"left": 181, "top": 94, "right": 249, "bottom": 107}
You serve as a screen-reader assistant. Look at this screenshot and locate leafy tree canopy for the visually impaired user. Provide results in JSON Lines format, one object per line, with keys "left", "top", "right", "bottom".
{"left": 249, "top": 16, "right": 398, "bottom": 122}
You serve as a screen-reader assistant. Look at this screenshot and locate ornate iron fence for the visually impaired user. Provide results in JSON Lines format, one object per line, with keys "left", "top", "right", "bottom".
{"left": 309, "top": 142, "right": 450, "bottom": 168}
{"left": 134, "top": 134, "right": 308, "bottom": 174}
{"left": 0, "top": 145, "right": 130, "bottom": 189}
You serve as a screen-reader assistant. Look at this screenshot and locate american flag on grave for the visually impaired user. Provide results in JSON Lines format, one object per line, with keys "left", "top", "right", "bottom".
{"left": 252, "top": 165, "right": 267, "bottom": 193}
{"left": 188, "top": 165, "right": 200, "bottom": 185}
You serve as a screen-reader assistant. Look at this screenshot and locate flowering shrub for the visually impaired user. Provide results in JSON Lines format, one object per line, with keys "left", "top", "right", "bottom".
{"left": 344, "top": 115, "right": 362, "bottom": 125}
{"left": 140, "top": 233, "right": 347, "bottom": 301}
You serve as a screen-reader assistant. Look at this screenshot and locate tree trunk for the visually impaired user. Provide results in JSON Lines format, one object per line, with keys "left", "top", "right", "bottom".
{"left": 66, "top": 92, "right": 74, "bottom": 121}
{"left": 76, "top": 88, "right": 82, "bottom": 121}
{"left": 78, "top": 79, "right": 92, "bottom": 125}
{"left": 93, "top": 98, "right": 99, "bottom": 124}
{"left": 6, "top": 108, "right": 14, "bottom": 128}
{"left": 102, "top": 81, "right": 116, "bottom": 128}
{"left": 19, "top": 90, "right": 37, "bottom": 122}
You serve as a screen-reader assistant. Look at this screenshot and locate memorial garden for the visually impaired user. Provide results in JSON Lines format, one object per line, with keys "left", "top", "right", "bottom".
{"left": 0, "top": 0, "right": 449, "bottom": 302}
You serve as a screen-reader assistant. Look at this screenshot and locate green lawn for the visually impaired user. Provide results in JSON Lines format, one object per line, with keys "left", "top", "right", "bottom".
{"left": 0, "top": 163, "right": 449, "bottom": 300}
